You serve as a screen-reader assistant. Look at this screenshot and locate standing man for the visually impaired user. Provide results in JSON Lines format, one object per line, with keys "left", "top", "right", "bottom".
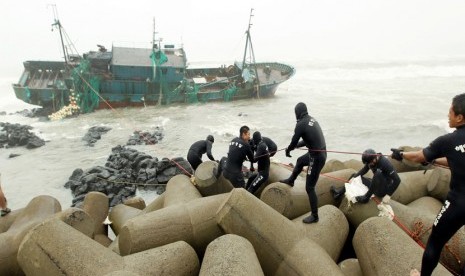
{"left": 223, "top": 126, "right": 254, "bottom": 188}
{"left": 391, "top": 93, "right": 465, "bottom": 276}
{"left": 281, "top": 102, "right": 327, "bottom": 224}
{"left": 187, "top": 135, "right": 215, "bottom": 171}
{"left": 246, "top": 131, "right": 270, "bottom": 194}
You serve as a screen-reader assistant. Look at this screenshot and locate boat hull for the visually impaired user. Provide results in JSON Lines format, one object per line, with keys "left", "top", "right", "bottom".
{"left": 12, "top": 60, "right": 294, "bottom": 111}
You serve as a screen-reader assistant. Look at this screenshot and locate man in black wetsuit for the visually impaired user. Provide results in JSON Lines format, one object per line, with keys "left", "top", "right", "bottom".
{"left": 223, "top": 126, "right": 254, "bottom": 188}
{"left": 331, "top": 149, "right": 401, "bottom": 204}
{"left": 250, "top": 134, "right": 278, "bottom": 157}
{"left": 187, "top": 135, "right": 215, "bottom": 171}
{"left": 281, "top": 102, "right": 327, "bottom": 224}
{"left": 246, "top": 131, "right": 270, "bottom": 194}
{"left": 391, "top": 93, "right": 465, "bottom": 276}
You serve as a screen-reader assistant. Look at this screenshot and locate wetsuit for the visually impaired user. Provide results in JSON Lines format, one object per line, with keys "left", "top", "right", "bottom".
{"left": 250, "top": 136, "right": 277, "bottom": 157}
{"left": 286, "top": 103, "right": 327, "bottom": 217}
{"left": 354, "top": 155, "right": 401, "bottom": 202}
{"left": 246, "top": 140, "right": 270, "bottom": 194}
{"left": 187, "top": 140, "right": 215, "bottom": 170}
{"left": 419, "top": 125, "right": 465, "bottom": 276}
{"left": 223, "top": 137, "right": 254, "bottom": 188}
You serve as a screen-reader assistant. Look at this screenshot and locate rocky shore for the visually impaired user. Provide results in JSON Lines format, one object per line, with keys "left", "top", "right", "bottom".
{"left": 65, "top": 145, "right": 193, "bottom": 207}
{"left": 0, "top": 149, "right": 459, "bottom": 275}
{"left": 0, "top": 122, "right": 45, "bottom": 149}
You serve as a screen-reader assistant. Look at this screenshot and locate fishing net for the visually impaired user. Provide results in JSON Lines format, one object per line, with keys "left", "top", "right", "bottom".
{"left": 71, "top": 59, "right": 101, "bottom": 113}
{"left": 185, "top": 83, "right": 199, "bottom": 104}
{"left": 223, "top": 85, "right": 237, "bottom": 101}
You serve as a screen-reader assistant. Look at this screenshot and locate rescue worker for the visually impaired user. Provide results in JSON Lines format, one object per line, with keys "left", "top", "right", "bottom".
{"left": 187, "top": 135, "right": 215, "bottom": 171}
{"left": 222, "top": 126, "right": 254, "bottom": 188}
{"left": 392, "top": 93, "right": 465, "bottom": 276}
{"left": 250, "top": 134, "right": 278, "bottom": 157}
{"left": 281, "top": 102, "right": 327, "bottom": 223}
{"left": 246, "top": 131, "right": 270, "bottom": 194}
{"left": 330, "top": 149, "right": 401, "bottom": 204}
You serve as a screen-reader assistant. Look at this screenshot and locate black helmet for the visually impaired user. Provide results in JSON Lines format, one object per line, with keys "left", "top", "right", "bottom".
{"left": 361, "top": 149, "right": 377, "bottom": 164}
{"left": 294, "top": 102, "right": 308, "bottom": 120}
{"left": 206, "top": 135, "right": 214, "bottom": 143}
{"left": 252, "top": 131, "right": 262, "bottom": 144}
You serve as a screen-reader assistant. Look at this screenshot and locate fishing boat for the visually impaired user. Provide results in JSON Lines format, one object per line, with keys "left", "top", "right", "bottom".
{"left": 12, "top": 9, "right": 295, "bottom": 115}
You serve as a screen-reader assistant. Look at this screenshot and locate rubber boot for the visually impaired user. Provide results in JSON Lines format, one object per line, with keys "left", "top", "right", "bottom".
{"left": 302, "top": 213, "right": 319, "bottom": 224}
{"left": 280, "top": 171, "right": 299, "bottom": 187}
{"left": 330, "top": 186, "right": 346, "bottom": 200}
{"left": 213, "top": 157, "right": 227, "bottom": 179}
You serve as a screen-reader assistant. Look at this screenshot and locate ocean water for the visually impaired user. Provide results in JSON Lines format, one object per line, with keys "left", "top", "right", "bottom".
{"left": 0, "top": 58, "right": 464, "bottom": 210}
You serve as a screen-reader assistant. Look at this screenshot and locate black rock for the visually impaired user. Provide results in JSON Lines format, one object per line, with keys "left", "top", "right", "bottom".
{"left": 83, "top": 126, "right": 111, "bottom": 146}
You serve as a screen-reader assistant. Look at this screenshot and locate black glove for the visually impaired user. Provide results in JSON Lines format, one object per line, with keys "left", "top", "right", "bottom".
{"left": 355, "top": 195, "right": 370, "bottom": 204}
{"left": 390, "top": 148, "right": 404, "bottom": 161}
{"left": 348, "top": 173, "right": 358, "bottom": 181}
{"left": 285, "top": 148, "right": 292, "bottom": 158}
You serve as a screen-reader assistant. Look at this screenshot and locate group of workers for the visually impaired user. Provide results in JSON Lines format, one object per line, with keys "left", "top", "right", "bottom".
{"left": 188, "top": 93, "right": 465, "bottom": 276}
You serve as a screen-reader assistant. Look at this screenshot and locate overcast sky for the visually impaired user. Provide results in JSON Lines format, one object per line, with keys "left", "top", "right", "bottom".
{"left": 1, "top": 0, "right": 465, "bottom": 77}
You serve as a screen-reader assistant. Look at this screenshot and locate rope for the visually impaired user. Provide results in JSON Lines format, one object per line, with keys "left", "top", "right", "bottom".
{"left": 294, "top": 147, "right": 450, "bottom": 170}
{"left": 317, "top": 172, "right": 461, "bottom": 275}
{"left": 96, "top": 176, "right": 163, "bottom": 186}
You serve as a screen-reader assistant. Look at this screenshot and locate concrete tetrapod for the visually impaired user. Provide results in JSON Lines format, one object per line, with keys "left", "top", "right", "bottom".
{"left": 123, "top": 196, "right": 146, "bottom": 210}
{"left": 0, "top": 208, "right": 24, "bottom": 233}
{"left": 291, "top": 205, "right": 349, "bottom": 261}
{"left": 338, "top": 259, "right": 363, "bottom": 276}
{"left": 407, "top": 196, "right": 443, "bottom": 216}
{"left": 216, "top": 188, "right": 344, "bottom": 276}
{"left": 261, "top": 168, "right": 356, "bottom": 219}
{"left": 199, "top": 234, "right": 264, "bottom": 276}
{"left": 390, "top": 198, "right": 465, "bottom": 275}
{"left": 141, "top": 193, "right": 165, "bottom": 214}
{"left": 82, "top": 191, "right": 109, "bottom": 235}
{"left": 0, "top": 195, "right": 61, "bottom": 276}
{"left": 109, "top": 204, "right": 142, "bottom": 236}
{"left": 119, "top": 193, "right": 228, "bottom": 256}
{"left": 426, "top": 167, "right": 451, "bottom": 202}
{"left": 194, "top": 161, "right": 234, "bottom": 197}
{"left": 55, "top": 207, "right": 95, "bottom": 238}
{"left": 321, "top": 159, "right": 347, "bottom": 173}
{"left": 163, "top": 174, "right": 202, "bottom": 207}
{"left": 389, "top": 169, "right": 433, "bottom": 205}
{"left": 353, "top": 217, "right": 451, "bottom": 276}
{"left": 17, "top": 219, "right": 199, "bottom": 276}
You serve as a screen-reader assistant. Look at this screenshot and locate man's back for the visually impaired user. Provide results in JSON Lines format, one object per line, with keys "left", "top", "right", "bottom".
{"left": 226, "top": 137, "right": 253, "bottom": 173}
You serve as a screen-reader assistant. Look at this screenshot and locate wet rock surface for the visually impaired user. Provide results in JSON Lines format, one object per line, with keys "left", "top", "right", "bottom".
{"left": 0, "top": 122, "right": 45, "bottom": 149}
{"left": 65, "top": 145, "right": 193, "bottom": 207}
{"left": 126, "top": 127, "right": 164, "bottom": 145}
{"left": 82, "top": 126, "right": 112, "bottom": 146}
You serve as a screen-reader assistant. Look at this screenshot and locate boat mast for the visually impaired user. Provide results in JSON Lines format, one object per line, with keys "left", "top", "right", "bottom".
{"left": 50, "top": 5, "right": 68, "bottom": 64}
{"left": 241, "top": 9, "right": 254, "bottom": 72}
{"left": 241, "top": 9, "right": 260, "bottom": 98}
{"left": 152, "top": 18, "right": 164, "bottom": 106}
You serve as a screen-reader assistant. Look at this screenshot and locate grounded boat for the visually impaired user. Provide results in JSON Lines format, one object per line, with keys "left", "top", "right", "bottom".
{"left": 12, "top": 10, "right": 295, "bottom": 115}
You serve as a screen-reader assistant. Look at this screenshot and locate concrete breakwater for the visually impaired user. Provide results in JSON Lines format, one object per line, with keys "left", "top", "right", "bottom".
{"left": 0, "top": 155, "right": 459, "bottom": 275}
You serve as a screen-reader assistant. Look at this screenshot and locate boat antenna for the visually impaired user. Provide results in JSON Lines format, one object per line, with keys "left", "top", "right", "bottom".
{"left": 49, "top": 4, "right": 68, "bottom": 64}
